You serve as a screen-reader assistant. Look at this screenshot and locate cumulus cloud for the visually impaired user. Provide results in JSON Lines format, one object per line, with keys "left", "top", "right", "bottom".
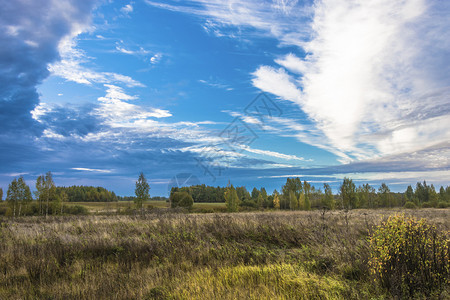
{"left": 0, "top": 0, "right": 96, "bottom": 133}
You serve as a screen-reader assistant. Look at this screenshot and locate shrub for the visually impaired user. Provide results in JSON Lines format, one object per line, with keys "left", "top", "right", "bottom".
{"left": 369, "top": 215, "right": 449, "bottom": 298}
{"left": 403, "top": 201, "right": 417, "bottom": 209}
{"left": 64, "top": 205, "right": 89, "bottom": 215}
{"left": 437, "top": 201, "right": 450, "bottom": 209}
{"left": 421, "top": 202, "right": 435, "bottom": 208}
{"left": 170, "top": 191, "right": 193, "bottom": 210}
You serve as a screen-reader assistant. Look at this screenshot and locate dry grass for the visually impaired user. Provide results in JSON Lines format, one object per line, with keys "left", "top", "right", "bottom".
{"left": 0, "top": 208, "right": 448, "bottom": 299}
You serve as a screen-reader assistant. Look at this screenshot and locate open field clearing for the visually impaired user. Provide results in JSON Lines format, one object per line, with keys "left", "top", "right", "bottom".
{"left": 65, "top": 201, "right": 227, "bottom": 213}
{"left": 0, "top": 209, "right": 448, "bottom": 299}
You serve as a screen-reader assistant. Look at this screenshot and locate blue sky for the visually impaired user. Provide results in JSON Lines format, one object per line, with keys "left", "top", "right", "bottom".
{"left": 0, "top": 0, "right": 449, "bottom": 196}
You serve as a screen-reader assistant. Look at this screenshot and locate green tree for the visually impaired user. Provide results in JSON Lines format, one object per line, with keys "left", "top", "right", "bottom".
{"left": 282, "top": 178, "right": 302, "bottom": 208}
{"left": 59, "top": 191, "right": 68, "bottom": 214}
{"left": 260, "top": 187, "right": 269, "bottom": 208}
{"left": 43, "top": 172, "right": 56, "bottom": 217}
{"left": 322, "top": 183, "right": 335, "bottom": 209}
{"left": 236, "top": 186, "right": 250, "bottom": 203}
{"left": 298, "top": 192, "right": 305, "bottom": 210}
{"left": 356, "top": 185, "right": 367, "bottom": 208}
{"left": 304, "top": 193, "right": 311, "bottom": 210}
{"left": 428, "top": 184, "right": 438, "bottom": 207}
{"left": 225, "top": 184, "right": 240, "bottom": 212}
{"left": 289, "top": 190, "right": 298, "bottom": 210}
{"left": 303, "top": 181, "right": 311, "bottom": 209}
{"left": 340, "top": 178, "right": 356, "bottom": 209}
{"left": 415, "top": 181, "right": 429, "bottom": 204}
{"left": 6, "top": 178, "right": 19, "bottom": 217}
{"left": 170, "top": 191, "right": 193, "bottom": 210}
{"left": 378, "top": 183, "right": 393, "bottom": 207}
{"left": 439, "top": 186, "right": 449, "bottom": 203}
{"left": 0, "top": 187, "right": 3, "bottom": 201}
{"left": 251, "top": 187, "right": 260, "bottom": 201}
{"left": 35, "top": 172, "right": 57, "bottom": 217}
{"left": 35, "top": 175, "right": 45, "bottom": 215}
{"left": 17, "top": 176, "right": 32, "bottom": 216}
{"left": 256, "top": 193, "right": 264, "bottom": 208}
{"left": 135, "top": 172, "right": 150, "bottom": 211}
{"left": 405, "top": 185, "right": 414, "bottom": 202}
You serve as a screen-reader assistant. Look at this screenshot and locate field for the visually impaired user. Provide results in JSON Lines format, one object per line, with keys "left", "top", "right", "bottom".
{"left": 65, "top": 201, "right": 227, "bottom": 214}
{"left": 0, "top": 208, "right": 448, "bottom": 299}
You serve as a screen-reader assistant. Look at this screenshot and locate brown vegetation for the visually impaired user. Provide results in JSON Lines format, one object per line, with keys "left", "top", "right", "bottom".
{"left": 0, "top": 208, "right": 448, "bottom": 299}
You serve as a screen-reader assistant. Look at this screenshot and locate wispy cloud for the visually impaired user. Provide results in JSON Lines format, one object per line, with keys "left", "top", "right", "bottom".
{"left": 72, "top": 167, "right": 113, "bottom": 173}
{"left": 198, "top": 79, "right": 233, "bottom": 91}
{"left": 239, "top": 145, "right": 309, "bottom": 162}
{"left": 253, "top": 0, "right": 450, "bottom": 166}
{"left": 158, "top": 0, "right": 450, "bottom": 171}
{"left": 95, "top": 84, "right": 172, "bottom": 125}
{"left": 49, "top": 37, "right": 145, "bottom": 88}
{"left": 145, "top": 0, "right": 313, "bottom": 44}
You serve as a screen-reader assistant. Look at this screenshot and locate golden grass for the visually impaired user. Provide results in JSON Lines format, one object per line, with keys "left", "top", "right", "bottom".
{"left": 0, "top": 208, "right": 448, "bottom": 299}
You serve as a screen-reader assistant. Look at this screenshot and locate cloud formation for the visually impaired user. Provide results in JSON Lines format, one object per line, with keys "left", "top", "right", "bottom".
{"left": 255, "top": 0, "right": 450, "bottom": 166}
{"left": 151, "top": 0, "right": 450, "bottom": 172}
{"left": 0, "top": 0, "right": 96, "bottom": 133}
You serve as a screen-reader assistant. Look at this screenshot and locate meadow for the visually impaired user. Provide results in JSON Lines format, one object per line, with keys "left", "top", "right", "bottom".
{"left": 0, "top": 208, "right": 448, "bottom": 299}
{"left": 65, "top": 201, "right": 227, "bottom": 214}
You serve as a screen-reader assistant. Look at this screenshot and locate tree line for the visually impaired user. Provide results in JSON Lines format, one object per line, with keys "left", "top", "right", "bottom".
{"left": 172, "top": 177, "right": 450, "bottom": 212}
{"left": 2, "top": 172, "right": 449, "bottom": 216}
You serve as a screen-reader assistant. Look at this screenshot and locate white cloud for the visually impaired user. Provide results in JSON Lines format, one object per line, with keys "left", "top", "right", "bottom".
{"left": 150, "top": 53, "right": 162, "bottom": 64}
{"left": 240, "top": 145, "right": 308, "bottom": 162}
{"left": 71, "top": 167, "right": 112, "bottom": 173}
{"left": 121, "top": 4, "right": 133, "bottom": 15}
{"left": 49, "top": 37, "right": 145, "bottom": 88}
{"left": 275, "top": 53, "right": 308, "bottom": 75}
{"left": 252, "top": 0, "right": 450, "bottom": 165}
{"left": 251, "top": 66, "right": 302, "bottom": 105}
{"left": 42, "top": 129, "right": 65, "bottom": 140}
{"left": 145, "top": 0, "right": 312, "bottom": 45}
{"left": 198, "top": 79, "right": 233, "bottom": 91}
{"left": 150, "top": 0, "right": 450, "bottom": 172}
{"left": 95, "top": 84, "right": 171, "bottom": 125}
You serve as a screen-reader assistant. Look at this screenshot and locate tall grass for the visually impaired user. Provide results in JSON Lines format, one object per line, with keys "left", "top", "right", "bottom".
{"left": 0, "top": 209, "right": 448, "bottom": 299}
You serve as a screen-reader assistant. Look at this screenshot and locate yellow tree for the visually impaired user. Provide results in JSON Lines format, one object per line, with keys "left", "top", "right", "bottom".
{"left": 273, "top": 193, "right": 280, "bottom": 209}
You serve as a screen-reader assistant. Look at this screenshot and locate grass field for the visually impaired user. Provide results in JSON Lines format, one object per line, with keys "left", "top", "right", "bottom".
{"left": 64, "top": 201, "right": 227, "bottom": 213}
{"left": 0, "top": 208, "right": 448, "bottom": 299}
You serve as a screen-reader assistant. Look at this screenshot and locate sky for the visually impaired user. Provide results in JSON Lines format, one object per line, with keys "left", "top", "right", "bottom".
{"left": 0, "top": 0, "right": 449, "bottom": 196}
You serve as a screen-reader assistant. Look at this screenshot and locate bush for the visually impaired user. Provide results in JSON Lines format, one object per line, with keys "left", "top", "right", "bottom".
{"left": 170, "top": 191, "right": 193, "bottom": 210}
{"left": 421, "top": 202, "right": 435, "bottom": 208}
{"left": 403, "top": 201, "right": 417, "bottom": 209}
{"left": 437, "top": 201, "right": 450, "bottom": 208}
{"left": 369, "top": 215, "right": 449, "bottom": 298}
{"left": 64, "top": 205, "right": 89, "bottom": 215}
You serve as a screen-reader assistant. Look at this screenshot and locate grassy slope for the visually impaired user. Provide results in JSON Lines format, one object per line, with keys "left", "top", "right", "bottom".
{"left": 0, "top": 209, "right": 448, "bottom": 299}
